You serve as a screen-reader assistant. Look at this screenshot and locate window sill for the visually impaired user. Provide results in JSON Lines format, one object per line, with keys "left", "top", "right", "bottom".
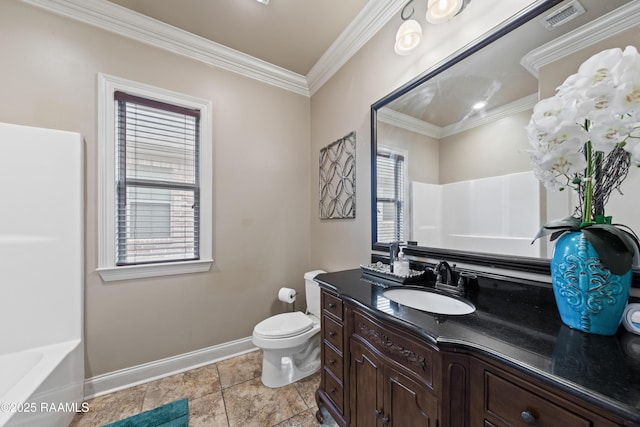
{"left": 97, "top": 259, "right": 213, "bottom": 282}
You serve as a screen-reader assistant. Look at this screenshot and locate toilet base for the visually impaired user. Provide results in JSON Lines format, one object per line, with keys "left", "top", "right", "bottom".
{"left": 260, "top": 334, "right": 321, "bottom": 388}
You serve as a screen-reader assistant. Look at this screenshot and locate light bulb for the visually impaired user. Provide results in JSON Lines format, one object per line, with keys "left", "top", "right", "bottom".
{"left": 426, "top": 0, "right": 465, "bottom": 24}
{"left": 394, "top": 19, "right": 423, "bottom": 55}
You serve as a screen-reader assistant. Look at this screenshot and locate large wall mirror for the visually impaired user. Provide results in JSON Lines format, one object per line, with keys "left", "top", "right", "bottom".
{"left": 371, "top": 0, "right": 640, "bottom": 275}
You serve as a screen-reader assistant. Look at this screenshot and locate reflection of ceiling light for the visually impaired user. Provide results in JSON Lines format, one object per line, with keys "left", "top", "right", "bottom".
{"left": 255, "top": 0, "right": 270, "bottom": 4}
{"left": 472, "top": 101, "right": 487, "bottom": 110}
{"left": 395, "top": 0, "right": 471, "bottom": 55}
{"left": 395, "top": 19, "right": 423, "bottom": 55}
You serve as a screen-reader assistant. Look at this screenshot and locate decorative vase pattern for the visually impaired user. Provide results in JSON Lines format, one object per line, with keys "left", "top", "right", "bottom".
{"left": 551, "top": 231, "right": 632, "bottom": 336}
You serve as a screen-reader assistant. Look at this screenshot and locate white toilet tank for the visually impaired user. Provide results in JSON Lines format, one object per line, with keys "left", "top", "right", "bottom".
{"left": 304, "top": 270, "right": 325, "bottom": 318}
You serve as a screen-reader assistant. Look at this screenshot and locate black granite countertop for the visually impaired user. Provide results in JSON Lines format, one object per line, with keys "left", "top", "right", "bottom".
{"left": 315, "top": 268, "right": 640, "bottom": 423}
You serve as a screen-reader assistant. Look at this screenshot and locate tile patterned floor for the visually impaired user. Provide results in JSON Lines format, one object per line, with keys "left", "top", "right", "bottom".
{"left": 70, "top": 349, "right": 338, "bottom": 427}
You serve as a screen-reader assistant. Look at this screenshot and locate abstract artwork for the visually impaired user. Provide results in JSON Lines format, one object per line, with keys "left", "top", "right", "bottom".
{"left": 319, "top": 131, "right": 356, "bottom": 219}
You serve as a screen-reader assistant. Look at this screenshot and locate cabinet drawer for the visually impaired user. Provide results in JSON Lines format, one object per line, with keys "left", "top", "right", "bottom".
{"left": 323, "top": 368, "right": 344, "bottom": 412}
{"left": 485, "top": 371, "right": 590, "bottom": 427}
{"left": 323, "top": 291, "right": 343, "bottom": 320}
{"left": 323, "top": 315, "right": 344, "bottom": 352}
{"left": 352, "top": 310, "right": 437, "bottom": 390}
{"left": 323, "top": 341, "right": 344, "bottom": 379}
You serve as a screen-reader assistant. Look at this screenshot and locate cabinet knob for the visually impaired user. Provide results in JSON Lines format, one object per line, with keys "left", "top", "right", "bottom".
{"left": 328, "top": 359, "right": 336, "bottom": 365}
{"left": 328, "top": 303, "right": 336, "bottom": 308}
{"left": 521, "top": 410, "right": 537, "bottom": 424}
{"left": 330, "top": 387, "right": 336, "bottom": 393}
{"left": 382, "top": 416, "right": 390, "bottom": 425}
{"left": 375, "top": 409, "right": 382, "bottom": 417}
{"left": 329, "top": 331, "right": 337, "bottom": 337}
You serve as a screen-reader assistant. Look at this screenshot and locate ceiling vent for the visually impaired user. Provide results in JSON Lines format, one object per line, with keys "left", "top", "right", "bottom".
{"left": 542, "top": 0, "right": 586, "bottom": 29}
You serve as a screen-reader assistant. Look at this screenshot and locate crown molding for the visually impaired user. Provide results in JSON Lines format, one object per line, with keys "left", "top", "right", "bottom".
{"left": 21, "top": 0, "right": 310, "bottom": 95}
{"left": 378, "top": 94, "right": 537, "bottom": 139}
{"left": 521, "top": 1, "right": 640, "bottom": 78}
{"left": 307, "top": 0, "right": 406, "bottom": 96}
{"left": 378, "top": 107, "right": 443, "bottom": 138}
{"left": 20, "top": 0, "right": 403, "bottom": 97}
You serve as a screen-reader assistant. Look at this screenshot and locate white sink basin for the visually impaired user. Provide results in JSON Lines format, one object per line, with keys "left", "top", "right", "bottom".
{"left": 383, "top": 288, "right": 475, "bottom": 315}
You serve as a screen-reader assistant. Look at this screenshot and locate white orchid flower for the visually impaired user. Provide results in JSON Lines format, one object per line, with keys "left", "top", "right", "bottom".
{"left": 588, "top": 121, "right": 628, "bottom": 154}
{"left": 527, "top": 45, "right": 640, "bottom": 223}
{"left": 536, "top": 143, "right": 587, "bottom": 175}
{"left": 576, "top": 47, "right": 622, "bottom": 86}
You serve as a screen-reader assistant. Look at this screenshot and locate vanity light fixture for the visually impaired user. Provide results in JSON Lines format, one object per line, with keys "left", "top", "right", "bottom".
{"left": 426, "top": 0, "right": 470, "bottom": 24}
{"left": 395, "top": 0, "right": 471, "bottom": 55}
{"left": 394, "top": 0, "right": 423, "bottom": 55}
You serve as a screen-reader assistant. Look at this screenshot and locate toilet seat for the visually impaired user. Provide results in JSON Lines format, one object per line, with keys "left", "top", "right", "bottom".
{"left": 253, "top": 311, "right": 313, "bottom": 339}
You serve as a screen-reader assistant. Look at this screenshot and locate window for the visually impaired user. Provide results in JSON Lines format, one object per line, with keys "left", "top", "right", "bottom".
{"left": 115, "top": 92, "right": 199, "bottom": 265}
{"left": 376, "top": 150, "right": 406, "bottom": 243}
{"left": 98, "top": 74, "right": 212, "bottom": 281}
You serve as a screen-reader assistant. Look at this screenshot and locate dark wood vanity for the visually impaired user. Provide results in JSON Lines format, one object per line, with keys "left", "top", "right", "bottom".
{"left": 338, "top": 0, "right": 640, "bottom": 425}
{"left": 314, "top": 270, "right": 640, "bottom": 427}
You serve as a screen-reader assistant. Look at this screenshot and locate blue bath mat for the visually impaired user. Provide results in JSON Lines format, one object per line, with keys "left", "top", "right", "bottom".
{"left": 102, "top": 398, "right": 188, "bottom": 427}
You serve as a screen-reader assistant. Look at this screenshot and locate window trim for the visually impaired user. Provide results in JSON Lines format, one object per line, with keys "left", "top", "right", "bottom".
{"left": 376, "top": 146, "right": 409, "bottom": 243}
{"left": 97, "top": 73, "right": 213, "bottom": 281}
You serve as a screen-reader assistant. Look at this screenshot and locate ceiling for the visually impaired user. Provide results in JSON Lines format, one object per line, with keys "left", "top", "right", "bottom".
{"left": 383, "top": 0, "right": 631, "bottom": 131}
{"left": 106, "top": 0, "right": 370, "bottom": 76}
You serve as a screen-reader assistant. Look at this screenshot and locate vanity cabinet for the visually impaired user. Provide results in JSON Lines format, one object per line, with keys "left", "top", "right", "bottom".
{"left": 315, "top": 284, "right": 638, "bottom": 427}
{"left": 349, "top": 308, "right": 440, "bottom": 427}
{"left": 350, "top": 338, "right": 439, "bottom": 426}
{"left": 316, "top": 290, "right": 441, "bottom": 427}
{"left": 316, "top": 289, "right": 348, "bottom": 427}
{"left": 469, "top": 356, "right": 621, "bottom": 427}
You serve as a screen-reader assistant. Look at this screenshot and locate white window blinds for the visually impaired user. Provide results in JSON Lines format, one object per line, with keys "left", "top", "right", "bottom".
{"left": 376, "top": 151, "right": 405, "bottom": 243}
{"left": 115, "top": 91, "right": 200, "bottom": 265}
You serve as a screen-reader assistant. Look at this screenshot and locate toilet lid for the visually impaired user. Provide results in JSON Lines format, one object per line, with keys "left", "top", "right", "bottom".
{"left": 254, "top": 312, "right": 314, "bottom": 339}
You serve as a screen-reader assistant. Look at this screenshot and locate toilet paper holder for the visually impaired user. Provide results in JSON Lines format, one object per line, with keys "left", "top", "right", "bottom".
{"left": 278, "top": 287, "right": 297, "bottom": 311}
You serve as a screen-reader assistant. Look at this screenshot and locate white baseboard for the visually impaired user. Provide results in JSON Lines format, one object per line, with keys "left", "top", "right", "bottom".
{"left": 83, "top": 337, "right": 257, "bottom": 399}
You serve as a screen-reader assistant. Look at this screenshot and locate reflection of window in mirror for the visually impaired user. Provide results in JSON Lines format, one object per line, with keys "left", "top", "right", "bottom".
{"left": 376, "top": 148, "right": 408, "bottom": 243}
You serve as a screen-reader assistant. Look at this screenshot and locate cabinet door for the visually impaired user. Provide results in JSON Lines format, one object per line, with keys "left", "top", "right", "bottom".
{"left": 383, "top": 364, "right": 439, "bottom": 427}
{"left": 350, "top": 338, "right": 383, "bottom": 427}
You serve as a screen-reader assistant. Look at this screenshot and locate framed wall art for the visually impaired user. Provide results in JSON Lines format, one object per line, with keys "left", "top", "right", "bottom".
{"left": 319, "top": 131, "right": 356, "bottom": 219}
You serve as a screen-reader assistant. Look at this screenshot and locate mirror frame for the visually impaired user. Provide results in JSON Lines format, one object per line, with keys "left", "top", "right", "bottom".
{"left": 370, "top": 0, "right": 640, "bottom": 283}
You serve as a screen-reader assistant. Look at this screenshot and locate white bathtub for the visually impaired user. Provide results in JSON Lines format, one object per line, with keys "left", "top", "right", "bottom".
{"left": 0, "top": 341, "right": 84, "bottom": 426}
{"left": 0, "top": 123, "right": 85, "bottom": 427}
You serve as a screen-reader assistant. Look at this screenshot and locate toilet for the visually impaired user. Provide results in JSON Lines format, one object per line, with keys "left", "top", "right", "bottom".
{"left": 252, "top": 270, "right": 326, "bottom": 388}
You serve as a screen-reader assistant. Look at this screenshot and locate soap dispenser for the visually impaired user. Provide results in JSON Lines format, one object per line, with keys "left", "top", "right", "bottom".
{"left": 394, "top": 249, "right": 410, "bottom": 276}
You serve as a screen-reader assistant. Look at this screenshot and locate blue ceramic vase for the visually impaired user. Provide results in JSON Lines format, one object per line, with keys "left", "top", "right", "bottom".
{"left": 551, "top": 231, "right": 632, "bottom": 336}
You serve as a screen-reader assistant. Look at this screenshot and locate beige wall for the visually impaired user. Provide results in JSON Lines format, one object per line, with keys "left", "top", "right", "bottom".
{"left": 439, "top": 110, "right": 533, "bottom": 184}
{"left": 374, "top": 109, "right": 532, "bottom": 187}
{"left": 0, "top": 1, "right": 311, "bottom": 377}
{"left": 309, "top": 0, "right": 538, "bottom": 268}
{"left": 377, "top": 122, "right": 440, "bottom": 185}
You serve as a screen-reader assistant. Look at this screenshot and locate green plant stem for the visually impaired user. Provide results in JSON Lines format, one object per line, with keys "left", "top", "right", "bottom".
{"left": 583, "top": 140, "right": 594, "bottom": 224}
